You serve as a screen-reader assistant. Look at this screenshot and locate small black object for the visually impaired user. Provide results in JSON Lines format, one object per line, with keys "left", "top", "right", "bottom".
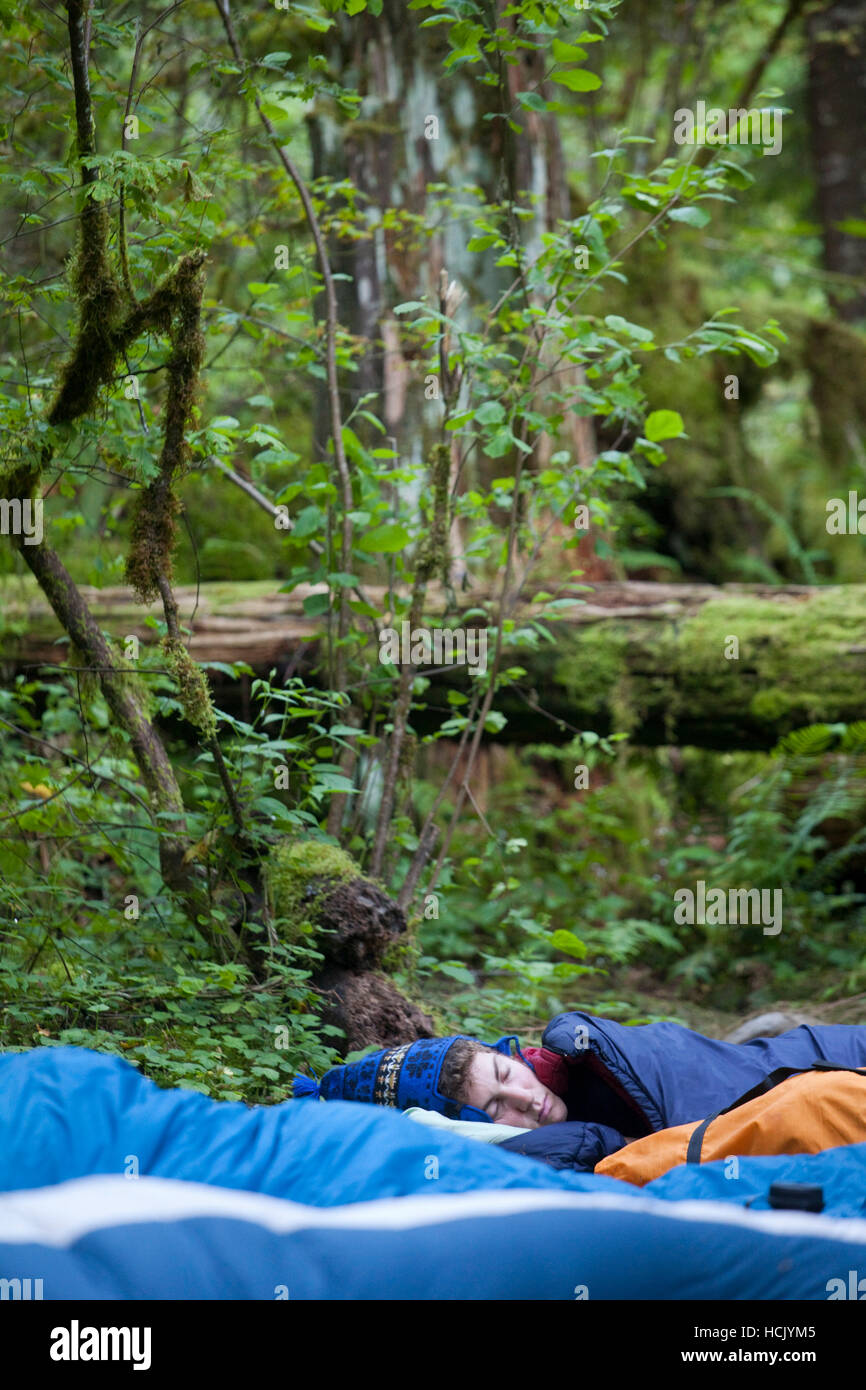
{"left": 768, "top": 1181, "right": 824, "bottom": 1213}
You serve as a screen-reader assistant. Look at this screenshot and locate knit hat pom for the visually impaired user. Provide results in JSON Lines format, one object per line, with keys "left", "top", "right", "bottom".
{"left": 293, "top": 1075, "right": 321, "bottom": 1099}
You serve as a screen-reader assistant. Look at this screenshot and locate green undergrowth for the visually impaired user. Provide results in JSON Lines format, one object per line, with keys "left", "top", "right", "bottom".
{"left": 402, "top": 728, "right": 866, "bottom": 1028}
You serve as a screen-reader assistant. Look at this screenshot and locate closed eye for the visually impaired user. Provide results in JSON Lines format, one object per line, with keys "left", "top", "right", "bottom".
{"left": 487, "top": 1058, "right": 504, "bottom": 1119}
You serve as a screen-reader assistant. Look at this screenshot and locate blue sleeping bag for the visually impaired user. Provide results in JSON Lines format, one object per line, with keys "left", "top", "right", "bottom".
{"left": 0, "top": 1045, "right": 611, "bottom": 1205}
{"left": 3, "top": 1170, "right": 866, "bottom": 1300}
{"left": 1, "top": 1045, "right": 866, "bottom": 1299}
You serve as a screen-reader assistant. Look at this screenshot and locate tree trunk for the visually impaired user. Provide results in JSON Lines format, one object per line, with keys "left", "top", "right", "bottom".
{"left": 306, "top": 0, "right": 600, "bottom": 528}
{"left": 808, "top": 1, "right": 866, "bottom": 320}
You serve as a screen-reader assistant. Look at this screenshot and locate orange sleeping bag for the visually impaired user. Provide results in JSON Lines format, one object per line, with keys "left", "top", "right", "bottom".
{"left": 596, "top": 1065, "right": 866, "bottom": 1186}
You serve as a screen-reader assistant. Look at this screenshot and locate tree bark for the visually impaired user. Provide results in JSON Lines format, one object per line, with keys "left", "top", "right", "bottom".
{"left": 808, "top": 1, "right": 866, "bottom": 320}
{"left": 266, "top": 859, "right": 435, "bottom": 1052}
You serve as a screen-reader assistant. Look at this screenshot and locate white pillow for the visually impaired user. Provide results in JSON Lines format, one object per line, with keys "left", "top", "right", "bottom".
{"left": 402, "top": 1106, "right": 531, "bottom": 1144}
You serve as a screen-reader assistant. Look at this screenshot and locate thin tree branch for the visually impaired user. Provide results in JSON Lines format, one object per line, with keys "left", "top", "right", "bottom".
{"left": 213, "top": 0, "right": 354, "bottom": 699}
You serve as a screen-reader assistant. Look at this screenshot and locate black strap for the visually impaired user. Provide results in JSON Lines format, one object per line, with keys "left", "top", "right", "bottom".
{"left": 686, "top": 1061, "right": 866, "bottom": 1164}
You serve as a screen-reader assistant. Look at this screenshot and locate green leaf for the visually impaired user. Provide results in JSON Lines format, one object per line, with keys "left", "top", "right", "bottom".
{"left": 312, "top": 771, "right": 356, "bottom": 793}
{"left": 484, "top": 711, "right": 507, "bottom": 733}
{"left": 291, "top": 506, "right": 323, "bottom": 538}
{"left": 474, "top": 400, "right": 506, "bottom": 425}
{"left": 302, "top": 592, "right": 330, "bottom": 617}
{"left": 667, "top": 205, "right": 711, "bottom": 228}
{"left": 253, "top": 795, "right": 298, "bottom": 821}
{"left": 515, "top": 92, "right": 548, "bottom": 113}
{"left": 716, "top": 159, "right": 754, "bottom": 190}
{"left": 645, "top": 409, "right": 685, "bottom": 442}
{"left": 732, "top": 333, "right": 777, "bottom": 367}
{"left": 435, "top": 963, "right": 475, "bottom": 985}
{"left": 550, "top": 68, "right": 602, "bottom": 93}
{"left": 778, "top": 724, "right": 835, "bottom": 757}
{"left": 551, "top": 40, "right": 587, "bottom": 62}
{"left": 604, "top": 314, "right": 654, "bottom": 343}
{"left": 484, "top": 427, "right": 514, "bottom": 458}
{"left": 550, "top": 929, "right": 588, "bottom": 959}
{"left": 357, "top": 522, "right": 411, "bottom": 553}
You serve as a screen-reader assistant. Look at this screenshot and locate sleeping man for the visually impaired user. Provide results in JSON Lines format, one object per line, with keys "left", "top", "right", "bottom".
{"left": 293, "top": 1010, "right": 866, "bottom": 1174}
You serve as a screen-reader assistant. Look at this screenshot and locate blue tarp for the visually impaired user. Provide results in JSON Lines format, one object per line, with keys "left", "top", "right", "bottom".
{"left": 1, "top": 1046, "right": 866, "bottom": 1299}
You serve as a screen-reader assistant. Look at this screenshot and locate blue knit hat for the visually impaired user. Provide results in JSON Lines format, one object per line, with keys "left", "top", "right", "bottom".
{"left": 293, "top": 1034, "right": 534, "bottom": 1122}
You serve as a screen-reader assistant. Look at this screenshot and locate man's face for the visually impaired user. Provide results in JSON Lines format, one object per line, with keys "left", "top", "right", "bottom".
{"left": 464, "top": 1051, "right": 567, "bottom": 1128}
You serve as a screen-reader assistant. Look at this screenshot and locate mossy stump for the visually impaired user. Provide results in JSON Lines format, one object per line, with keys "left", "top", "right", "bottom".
{"left": 264, "top": 840, "right": 434, "bottom": 1053}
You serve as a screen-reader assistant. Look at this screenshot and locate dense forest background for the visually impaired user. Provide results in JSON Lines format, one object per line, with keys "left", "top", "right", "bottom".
{"left": 1, "top": 0, "right": 865, "bottom": 1098}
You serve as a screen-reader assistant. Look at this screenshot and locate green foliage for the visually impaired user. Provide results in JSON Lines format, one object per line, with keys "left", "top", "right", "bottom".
{"left": 400, "top": 725, "right": 866, "bottom": 1029}
{"left": 0, "top": 667, "right": 358, "bottom": 1085}
{"left": 0, "top": 940, "right": 339, "bottom": 1102}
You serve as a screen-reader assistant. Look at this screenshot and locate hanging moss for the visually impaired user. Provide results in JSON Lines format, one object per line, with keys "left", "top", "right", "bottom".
{"left": 163, "top": 636, "right": 217, "bottom": 741}
{"left": 125, "top": 487, "right": 182, "bottom": 605}
{"left": 48, "top": 203, "right": 125, "bottom": 429}
{"left": 802, "top": 315, "right": 866, "bottom": 471}
{"left": 124, "top": 253, "right": 207, "bottom": 605}
{"left": 428, "top": 442, "right": 452, "bottom": 587}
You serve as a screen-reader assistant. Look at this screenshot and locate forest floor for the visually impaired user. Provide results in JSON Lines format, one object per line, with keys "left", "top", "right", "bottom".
{"left": 511, "top": 970, "right": 866, "bottom": 1046}
{"left": 618, "top": 986, "right": 866, "bottom": 1037}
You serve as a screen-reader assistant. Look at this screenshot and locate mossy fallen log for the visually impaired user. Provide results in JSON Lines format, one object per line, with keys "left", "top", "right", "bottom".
{"left": 399, "top": 582, "right": 866, "bottom": 750}
{"left": 3, "top": 576, "right": 865, "bottom": 749}
{"left": 530, "top": 584, "right": 866, "bottom": 749}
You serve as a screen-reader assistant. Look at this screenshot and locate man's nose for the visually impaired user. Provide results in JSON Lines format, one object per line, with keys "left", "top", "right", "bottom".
{"left": 503, "top": 1081, "right": 535, "bottom": 1110}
